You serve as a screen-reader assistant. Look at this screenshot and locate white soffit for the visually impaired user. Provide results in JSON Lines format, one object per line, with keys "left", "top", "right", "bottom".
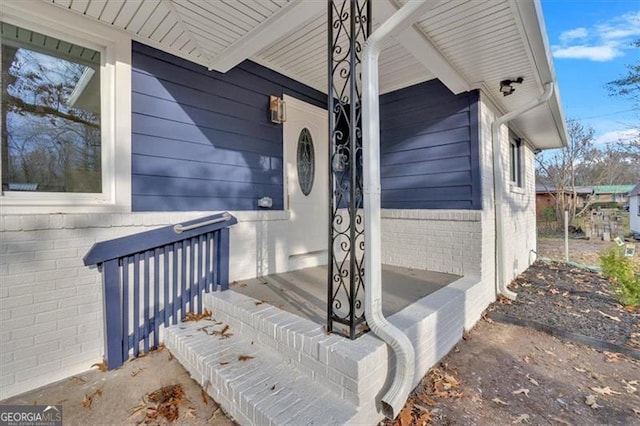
{"left": 40, "top": 0, "right": 566, "bottom": 148}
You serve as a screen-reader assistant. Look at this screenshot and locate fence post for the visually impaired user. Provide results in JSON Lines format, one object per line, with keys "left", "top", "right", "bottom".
{"left": 564, "top": 210, "right": 569, "bottom": 262}
{"left": 217, "top": 228, "right": 230, "bottom": 290}
{"left": 102, "top": 259, "right": 124, "bottom": 369}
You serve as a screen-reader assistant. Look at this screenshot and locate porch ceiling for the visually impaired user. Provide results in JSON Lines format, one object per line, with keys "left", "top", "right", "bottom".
{"left": 41, "top": 0, "right": 567, "bottom": 149}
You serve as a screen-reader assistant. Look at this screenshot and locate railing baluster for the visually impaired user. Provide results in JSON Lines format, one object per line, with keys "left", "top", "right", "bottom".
{"left": 206, "top": 233, "right": 212, "bottom": 292}
{"left": 197, "top": 235, "right": 204, "bottom": 312}
{"left": 122, "top": 256, "right": 129, "bottom": 363}
{"left": 133, "top": 253, "right": 140, "bottom": 358}
{"left": 164, "top": 245, "right": 170, "bottom": 327}
{"left": 218, "top": 228, "right": 230, "bottom": 290}
{"left": 102, "top": 259, "right": 123, "bottom": 369}
{"left": 189, "top": 237, "right": 196, "bottom": 313}
{"left": 181, "top": 240, "right": 187, "bottom": 317}
{"left": 172, "top": 242, "right": 179, "bottom": 325}
{"left": 143, "top": 251, "right": 150, "bottom": 354}
{"left": 213, "top": 231, "right": 220, "bottom": 289}
{"left": 154, "top": 248, "right": 160, "bottom": 348}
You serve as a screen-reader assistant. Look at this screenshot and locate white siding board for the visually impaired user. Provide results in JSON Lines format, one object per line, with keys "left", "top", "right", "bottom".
{"left": 69, "top": 0, "right": 90, "bottom": 14}
{"left": 245, "top": 0, "right": 280, "bottom": 15}
{"left": 149, "top": 15, "right": 178, "bottom": 43}
{"left": 222, "top": 0, "right": 268, "bottom": 22}
{"left": 137, "top": 4, "right": 171, "bottom": 39}
{"left": 187, "top": 0, "right": 254, "bottom": 33}
{"left": 431, "top": 14, "right": 514, "bottom": 45}
{"left": 187, "top": 26, "right": 228, "bottom": 52}
{"left": 169, "top": 31, "right": 190, "bottom": 50}
{"left": 236, "top": 0, "right": 270, "bottom": 20}
{"left": 99, "top": 1, "right": 123, "bottom": 23}
{"left": 112, "top": 0, "right": 141, "bottom": 28}
{"left": 436, "top": 23, "right": 519, "bottom": 50}
{"left": 126, "top": 1, "right": 160, "bottom": 34}
{"left": 84, "top": 0, "right": 107, "bottom": 19}
{"left": 175, "top": 2, "right": 246, "bottom": 40}
{"left": 203, "top": 0, "right": 261, "bottom": 28}
{"left": 53, "top": 0, "right": 72, "bottom": 8}
{"left": 161, "top": 24, "right": 184, "bottom": 46}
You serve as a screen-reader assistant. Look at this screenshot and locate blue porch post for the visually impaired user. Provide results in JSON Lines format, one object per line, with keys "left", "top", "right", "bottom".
{"left": 217, "top": 228, "right": 230, "bottom": 290}
{"left": 101, "top": 259, "right": 124, "bottom": 369}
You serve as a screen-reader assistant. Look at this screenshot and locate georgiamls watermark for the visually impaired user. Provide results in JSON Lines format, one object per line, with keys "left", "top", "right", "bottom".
{"left": 0, "top": 405, "right": 62, "bottom": 426}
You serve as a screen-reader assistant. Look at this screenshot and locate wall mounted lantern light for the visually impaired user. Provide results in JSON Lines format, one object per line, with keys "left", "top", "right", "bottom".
{"left": 269, "top": 95, "right": 286, "bottom": 123}
{"left": 499, "top": 77, "right": 524, "bottom": 96}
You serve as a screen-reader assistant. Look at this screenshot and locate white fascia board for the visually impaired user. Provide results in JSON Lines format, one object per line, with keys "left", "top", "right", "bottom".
{"left": 209, "top": 0, "right": 325, "bottom": 73}
{"left": 375, "top": 0, "right": 470, "bottom": 95}
{"left": 509, "top": 0, "right": 568, "bottom": 148}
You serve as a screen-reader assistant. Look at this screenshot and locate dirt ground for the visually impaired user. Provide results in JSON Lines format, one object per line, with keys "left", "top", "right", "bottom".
{"left": 388, "top": 320, "right": 640, "bottom": 426}
{"left": 1, "top": 347, "right": 235, "bottom": 425}
{"left": 537, "top": 237, "right": 614, "bottom": 266}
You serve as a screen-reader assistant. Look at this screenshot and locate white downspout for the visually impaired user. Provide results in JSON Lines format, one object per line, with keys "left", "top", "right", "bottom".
{"left": 492, "top": 83, "right": 554, "bottom": 300}
{"left": 362, "top": 0, "right": 431, "bottom": 419}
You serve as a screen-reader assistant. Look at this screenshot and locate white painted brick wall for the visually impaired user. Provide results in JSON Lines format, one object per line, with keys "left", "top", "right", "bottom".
{"left": 0, "top": 210, "right": 292, "bottom": 400}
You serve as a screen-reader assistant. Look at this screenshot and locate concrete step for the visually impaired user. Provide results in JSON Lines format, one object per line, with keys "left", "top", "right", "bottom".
{"left": 165, "top": 319, "right": 359, "bottom": 425}
{"left": 202, "top": 291, "right": 389, "bottom": 410}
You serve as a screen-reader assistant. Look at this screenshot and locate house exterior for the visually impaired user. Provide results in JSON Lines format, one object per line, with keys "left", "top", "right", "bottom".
{"left": 0, "top": 0, "right": 568, "bottom": 422}
{"left": 592, "top": 185, "right": 636, "bottom": 206}
{"left": 535, "top": 185, "right": 593, "bottom": 218}
{"left": 630, "top": 182, "right": 640, "bottom": 235}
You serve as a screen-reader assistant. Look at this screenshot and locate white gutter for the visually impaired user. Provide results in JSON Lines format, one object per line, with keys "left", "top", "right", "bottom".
{"left": 492, "top": 83, "right": 554, "bottom": 300}
{"left": 362, "top": 0, "right": 433, "bottom": 419}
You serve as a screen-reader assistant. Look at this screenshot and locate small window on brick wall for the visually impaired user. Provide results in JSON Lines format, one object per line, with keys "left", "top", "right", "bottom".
{"left": 509, "top": 136, "right": 523, "bottom": 188}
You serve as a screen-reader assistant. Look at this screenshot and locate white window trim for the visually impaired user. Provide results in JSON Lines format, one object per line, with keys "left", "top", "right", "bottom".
{"left": 0, "top": 0, "right": 131, "bottom": 214}
{"left": 508, "top": 134, "right": 524, "bottom": 191}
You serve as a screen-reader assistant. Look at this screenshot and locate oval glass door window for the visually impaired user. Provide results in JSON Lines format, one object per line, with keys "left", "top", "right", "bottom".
{"left": 297, "top": 128, "right": 315, "bottom": 196}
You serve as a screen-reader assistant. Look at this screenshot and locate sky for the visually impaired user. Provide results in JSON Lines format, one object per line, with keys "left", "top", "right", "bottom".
{"left": 540, "top": 0, "right": 640, "bottom": 146}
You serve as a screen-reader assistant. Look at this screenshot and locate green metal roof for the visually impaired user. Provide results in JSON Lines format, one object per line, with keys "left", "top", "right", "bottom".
{"left": 593, "top": 185, "right": 636, "bottom": 194}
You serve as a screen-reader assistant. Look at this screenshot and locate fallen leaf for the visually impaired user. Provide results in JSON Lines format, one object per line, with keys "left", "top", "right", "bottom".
{"left": 238, "top": 355, "right": 255, "bottom": 362}
{"left": 255, "top": 301, "right": 266, "bottom": 306}
{"left": 219, "top": 361, "right": 230, "bottom": 366}
{"left": 584, "top": 395, "right": 601, "bottom": 409}
{"left": 523, "top": 355, "right": 531, "bottom": 364}
{"left": 622, "top": 380, "right": 637, "bottom": 394}
{"left": 550, "top": 417, "right": 573, "bottom": 426}
{"left": 526, "top": 375, "right": 539, "bottom": 386}
{"left": 90, "top": 361, "right": 107, "bottom": 372}
{"left": 183, "top": 309, "right": 213, "bottom": 322}
{"left": 82, "top": 388, "right": 103, "bottom": 409}
{"left": 183, "top": 407, "right": 196, "bottom": 419}
{"left": 168, "top": 351, "right": 174, "bottom": 361}
{"left": 82, "top": 396, "right": 92, "bottom": 409}
{"left": 634, "top": 408, "right": 640, "bottom": 416}
{"left": 398, "top": 404, "right": 413, "bottom": 426}
{"left": 590, "top": 386, "right": 621, "bottom": 396}
{"left": 481, "top": 313, "right": 494, "bottom": 324}
{"left": 492, "top": 397, "right": 509, "bottom": 406}
{"left": 69, "top": 376, "right": 86, "bottom": 385}
{"left": 604, "top": 352, "right": 624, "bottom": 363}
{"left": 512, "top": 388, "right": 530, "bottom": 397}
{"left": 573, "top": 367, "right": 587, "bottom": 373}
{"left": 270, "top": 385, "right": 276, "bottom": 391}
{"left": 512, "top": 413, "right": 530, "bottom": 424}
{"left": 207, "top": 406, "right": 221, "bottom": 422}
{"left": 550, "top": 288, "right": 560, "bottom": 295}
{"left": 598, "top": 311, "right": 621, "bottom": 322}
{"left": 130, "top": 368, "right": 145, "bottom": 377}
{"left": 202, "top": 380, "right": 210, "bottom": 405}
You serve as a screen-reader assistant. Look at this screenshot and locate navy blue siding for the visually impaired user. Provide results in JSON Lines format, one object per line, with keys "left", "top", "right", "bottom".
{"left": 131, "top": 42, "right": 325, "bottom": 211}
{"left": 380, "top": 80, "right": 481, "bottom": 209}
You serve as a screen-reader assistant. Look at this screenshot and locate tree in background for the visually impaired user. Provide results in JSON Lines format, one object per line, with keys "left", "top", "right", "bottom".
{"left": 606, "top": 38, "right": 640, "bottom": 159}
{"left": 536, "top": 120, "right": 595, "bottom": 223}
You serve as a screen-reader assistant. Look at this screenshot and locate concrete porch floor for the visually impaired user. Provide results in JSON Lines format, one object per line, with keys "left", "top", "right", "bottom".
{"left": 229, "top": 264, "right": 460, "bottom": 324}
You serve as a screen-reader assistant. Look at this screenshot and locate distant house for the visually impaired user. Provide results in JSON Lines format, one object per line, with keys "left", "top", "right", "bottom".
{"left": 630, "top": 182, "right": 640, "bottom": 235}
{"left": 535, "top": 185, "right": 593, "bottom": 217}
{"left": 592, "top": 185, "right": 636, "bottom": 206}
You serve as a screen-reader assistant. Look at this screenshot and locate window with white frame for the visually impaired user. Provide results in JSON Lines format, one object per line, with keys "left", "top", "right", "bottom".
{"left": 0, "top": 1, "right": 131, "bottom": 213}
{"left": 509, "top": 135, "right": 523, "bottom": 188}
{"left": 1, "top": 22, "right": 102, "bottom": 194}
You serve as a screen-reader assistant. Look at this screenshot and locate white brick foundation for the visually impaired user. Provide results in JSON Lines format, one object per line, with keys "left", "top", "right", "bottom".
{"left": 0, "top": 211, "right": 297, "bottom": 400}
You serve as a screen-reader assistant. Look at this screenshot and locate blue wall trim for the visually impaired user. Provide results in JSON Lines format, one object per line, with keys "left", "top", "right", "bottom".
{"left": 131, "top": 42, "right": 325, "bottom": 211}
{"left": 380, "top": 80, "right": 481, "bottom": 210}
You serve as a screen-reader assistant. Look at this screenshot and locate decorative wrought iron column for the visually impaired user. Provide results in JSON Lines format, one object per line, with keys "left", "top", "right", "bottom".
{"left": 327, "top": 0, "right": 371, "bottom": 339}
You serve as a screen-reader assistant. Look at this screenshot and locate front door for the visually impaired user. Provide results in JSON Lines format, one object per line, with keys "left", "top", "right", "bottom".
{"left": 283, "top": 95, "right": 328, "bottom": 264}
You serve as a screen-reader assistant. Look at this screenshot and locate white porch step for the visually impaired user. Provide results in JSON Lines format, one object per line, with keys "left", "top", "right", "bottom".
{"left": 164, "top": 319, "right": 359, "bottom": 425}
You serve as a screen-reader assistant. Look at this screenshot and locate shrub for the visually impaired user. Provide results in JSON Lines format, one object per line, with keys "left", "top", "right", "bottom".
{"left": 599, "top": 246, "right": 640, "bottom": 307}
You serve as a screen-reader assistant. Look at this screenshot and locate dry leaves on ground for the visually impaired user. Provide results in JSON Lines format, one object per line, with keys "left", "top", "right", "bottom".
{"left": 90, "top": 360, "right": 107, "bottom": 372}
{"left": 584, "top": 395, "right": 601, "bottom": 409}
{"left": 492, "top": 397, "right": 510, "bottom": 406}
{"left": 82, "top": 388, "right": 103, "bottom": 408}
{"left": 512, "top": 388, "right": 530, "bottom": 397}
{"left": 238, "top": 355, "right": 255, "bottom": 362}
{"left": 183, "top": 309, "right": 213, "bottom": 322}
{"left": 590, "top": 386, "right": 622, "bottom": 396}
{"left": 129, "top": 384, "right": 190, "bottom": 423}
